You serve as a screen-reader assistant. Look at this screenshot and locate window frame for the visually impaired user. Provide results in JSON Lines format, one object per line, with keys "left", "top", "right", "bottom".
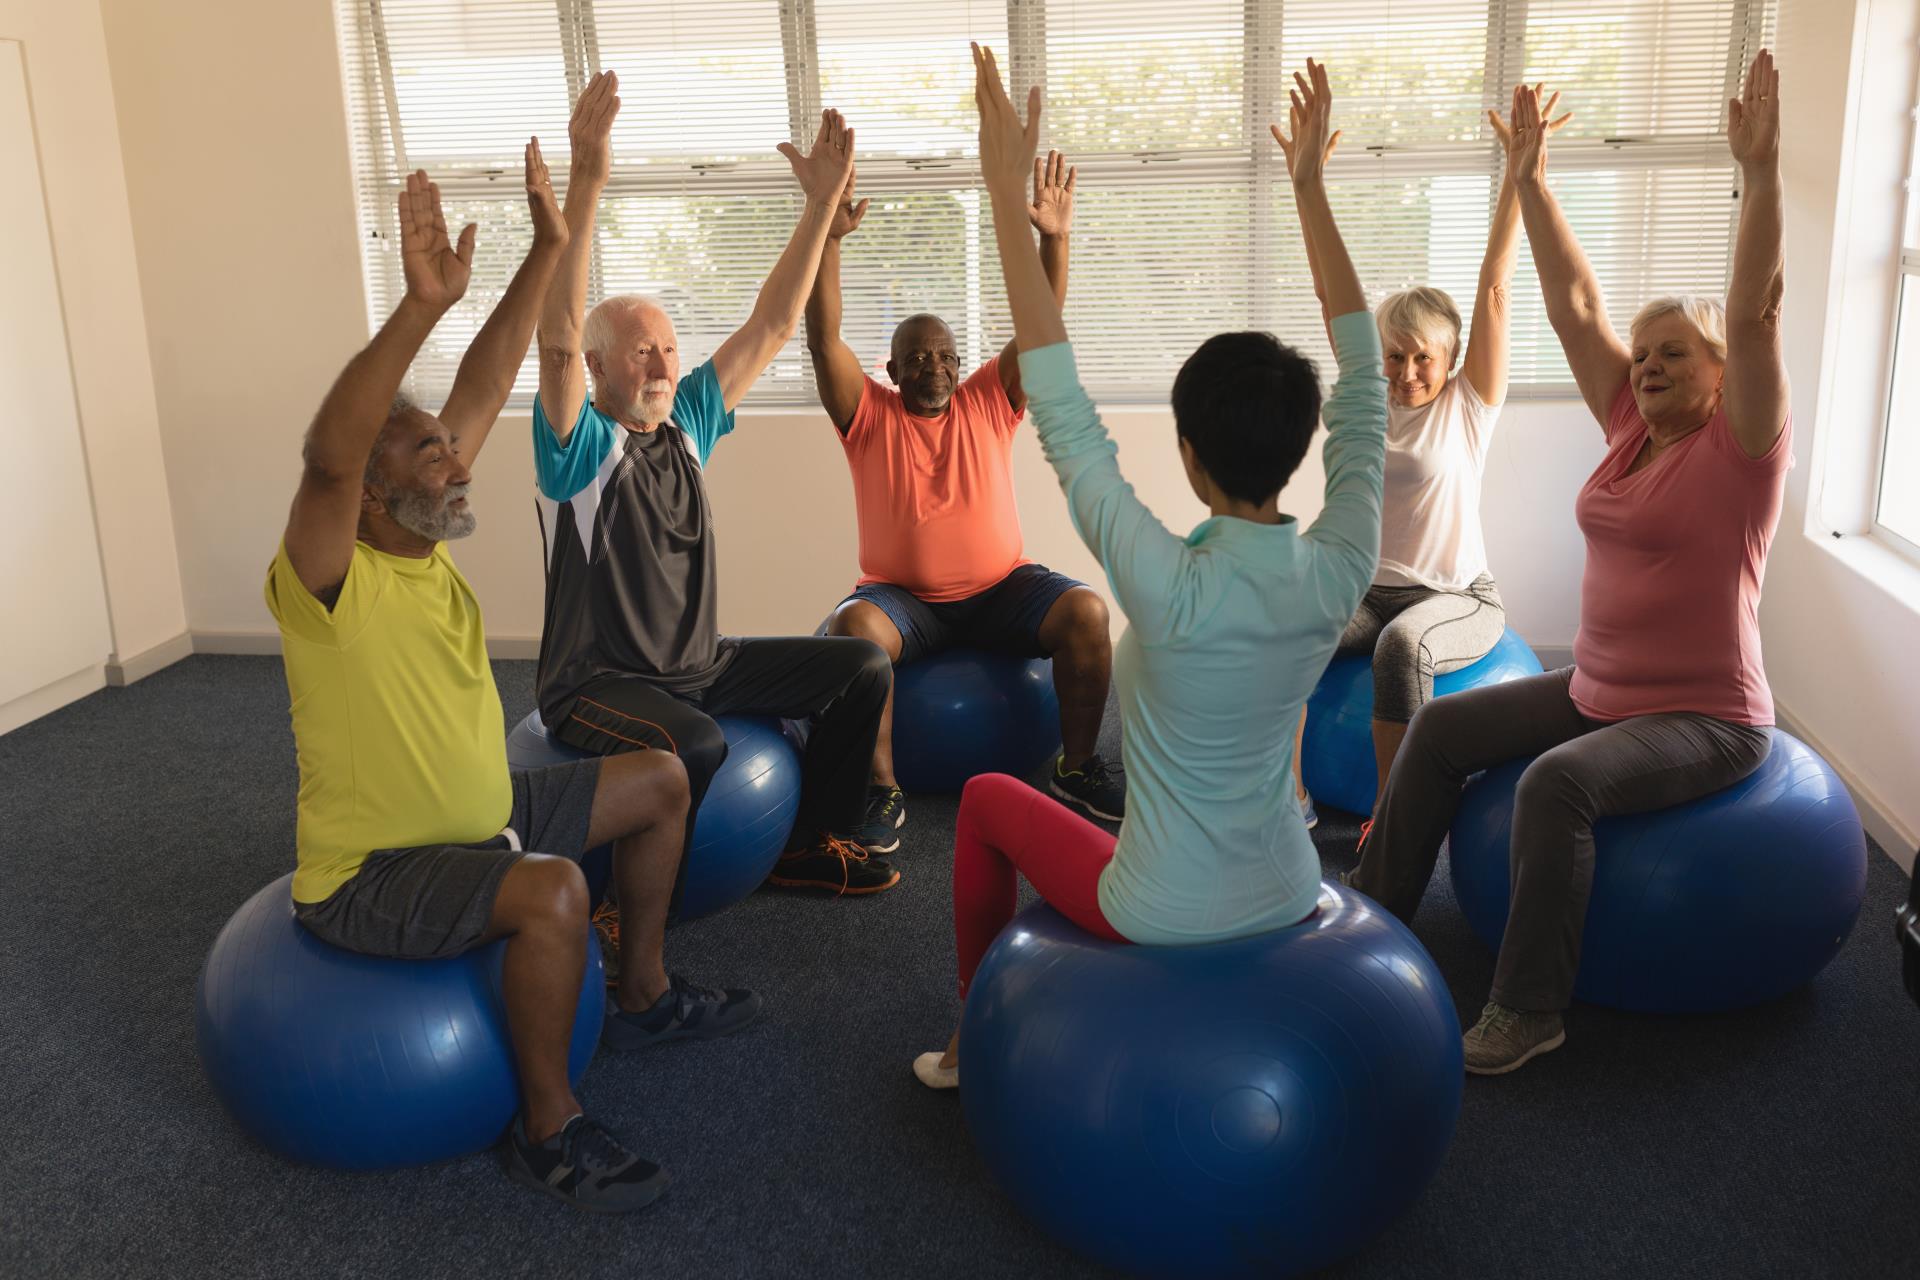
{"left": 1871, "top": 50, "right": 1920, "bottom": 563}
{"left": 338, "top": 0, "right": 1774, "bottom": 407}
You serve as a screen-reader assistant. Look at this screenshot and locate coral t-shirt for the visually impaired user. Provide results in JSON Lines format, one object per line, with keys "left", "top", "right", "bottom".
{"left": 841, "top": 358, "right": 1030, "bottom": 602}
{"left": 1569, "top": 383, "right": 1791, "bottom": 726}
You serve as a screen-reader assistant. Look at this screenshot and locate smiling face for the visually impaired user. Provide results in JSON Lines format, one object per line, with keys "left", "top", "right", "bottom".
{"left": 886, "top": 314, "right": 961, "bottom": 416}
{"left": 364, "top": 406, "right": 476, "bottom": 545}
{"left": 1382, "top": 332, "right": 1451, "bottom": 409}
{"left": 1629, "top": 311, "right": 1725, "bottom": 431}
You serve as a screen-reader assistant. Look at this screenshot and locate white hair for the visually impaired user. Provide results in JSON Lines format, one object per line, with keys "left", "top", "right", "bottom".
{"left": 1629, "top": 295, "right": 1728, "bottom": 362}
{"left": 583, "top": 293, "right": 672, "bottom": 360}
{"left": 1376, "top": 287, "right": 1464, "bottom": 369}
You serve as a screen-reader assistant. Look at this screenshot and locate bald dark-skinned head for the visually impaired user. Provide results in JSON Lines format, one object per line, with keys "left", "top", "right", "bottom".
{"left": 887, "top": 313, "right": 961, "bottom": 416}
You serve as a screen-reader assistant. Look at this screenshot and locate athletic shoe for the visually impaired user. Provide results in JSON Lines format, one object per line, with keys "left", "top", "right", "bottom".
{"left": 503, "top": 1114, "right": 668, "bottom": 1214}
{"left": 912, "top": 1051, "right": 959, "bottom": 1091}
{"left": 1461, "top": 1001, "right": 1567, "bottom": 1076}
{"left": 602, "top": 973, "right": 763, "bottom": 1052}
{"left": 766, "top": 835, "right": 901, "bottom": 895}
{"left": 846, "top": 784, "right": 907, "bottom": 855}
{"left": 1050, "top": 753, "right": 1126, "bottom": 821}
{"left": 1299, "top": 790, "right": 1319, "bottom": 830}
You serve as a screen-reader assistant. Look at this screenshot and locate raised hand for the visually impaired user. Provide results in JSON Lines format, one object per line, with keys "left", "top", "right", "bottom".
{"left": 973, "top": 43, "right": 1039, "bottom": 199}
{"left": 525, "top": 137, "right": 568, "bottom": 249}
{"left": 780, "top": 109, "right": 856, "bottom": 207}
{"left": 1727, "top": 49, "right": 1779, "bottom": 171}
{"left": 398, "top": 170, "right": 475, "bottom": 310}
{"left": 568, "top": 69, "right": 620, "bottom": 188}
{"left": 828, "top": 168, "right": 871, "bottom": 241}
{"left": 1270, "top": 59, "right": 1338, "bottom": 188}
{"left": 1490, "top": 84, "right": 1572, "bottom": 181}
{"left": 1027, "top": 149, "right": 1077, "bottom": 236}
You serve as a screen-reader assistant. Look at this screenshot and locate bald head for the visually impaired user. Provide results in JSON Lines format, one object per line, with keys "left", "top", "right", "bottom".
{"left": 887, "top": 313, "right": 961, "bottom": 416}
{"left": 584, "top": 294, "right": 681, "bottom": 426}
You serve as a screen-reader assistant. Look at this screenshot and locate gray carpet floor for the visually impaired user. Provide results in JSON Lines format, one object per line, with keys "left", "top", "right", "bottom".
{"left": 2, "top": 654, "right": 1916, "bottom": 1279}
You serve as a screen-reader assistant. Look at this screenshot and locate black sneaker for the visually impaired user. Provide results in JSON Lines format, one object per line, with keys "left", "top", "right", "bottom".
{"left": 1050, "top": 753, "right": 1126, "bottom": 821}
{"left": 846, "top": 785, "right": 907, "bottom": 854}
{"left": 503, "top": 1114, "right": 668, "bottom": 1215}
{"left": 766, "top": 835, "right": 901, "bottom": 895}
{"left": 602, "top": 974, "right": 763, "bottom": 1052}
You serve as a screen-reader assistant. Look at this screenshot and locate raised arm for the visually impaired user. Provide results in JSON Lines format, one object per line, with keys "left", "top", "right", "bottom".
{"left": 1468, "top": 88, "right": 1570, "bottom": 406}
{"left": 1270, "top": 108, "right": 1342, "bottom": 346}
{"left": 284, "top": 172, "right": 472, "bottom": 599}
{"left": 803, "top": 168, "right": 872, "bottom": 432}
{"left": 1505, "top": 83, "right": 1630, "bottom": 425}
{"left": 712, "top": 110, "right": 855, "bottom": 412}
{"left": 536, "top": 70, "right": 619, "bottom": 446}
{"left": 437, "top": 138, "right": 569, "bottom": 462}
{"left": 1721, "top": 49, "right": 1788, "bottom": 458}
{"left": 1274, "top": 61, "right": 1367, "bottom": 324}
{"left": 996, "top": 151, "right": 1076, "bottom": 413}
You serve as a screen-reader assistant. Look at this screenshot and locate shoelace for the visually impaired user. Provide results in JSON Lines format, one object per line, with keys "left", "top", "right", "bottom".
{"left": 663, "top": 972, "right": 727, "bottom": 1019}
{"left": 562, "top": 1117, "right": 637, "bottom": 1175}
{"left": 1356, "top": 818, "right": 1374, "bottom": 852}
{"left": 816, "top": 834, "right": 871, "bottom": 896}
{"left": 1477, "top": 1004, "right": 1520, "bottom": 1035}
{"left": 866, "top": 788, "right": 903, "bottom": 822}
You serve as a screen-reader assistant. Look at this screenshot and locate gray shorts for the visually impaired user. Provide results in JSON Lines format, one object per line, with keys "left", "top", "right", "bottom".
{"left": 294, "top": 759, "right": 602, "bottom": 960}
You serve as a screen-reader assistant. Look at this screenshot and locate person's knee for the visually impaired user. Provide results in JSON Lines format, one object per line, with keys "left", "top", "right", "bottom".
{"left": 829, "top": 601, "right": 902, "bottom": 658}
{"left": 603, "top": 748, "right": 692, "bottom": 833}
{"left": 840, "top": 636, "right": 894, "bottom": 699}
{"left": 679, "top": 717, "right": 728, "bottom": 791}
{"left": 1514, "top": 753, "right": 1590, "bottom": 822}
{"left": 1402, "top": 690, "right": 1465, "bottom": 754}
{"left": 505, "top": 854, "right": 590, "bottom": 932}
{"left": 1372, "top": 622, "right": 1425, "bottom": 715}
{"left": 1045, "top": 588, "right": 1110, "bottom": 655}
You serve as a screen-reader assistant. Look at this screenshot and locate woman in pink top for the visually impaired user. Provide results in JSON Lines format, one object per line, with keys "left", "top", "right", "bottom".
{"left": 1348, "top": 53, "right": 1791, "bottom": 1075}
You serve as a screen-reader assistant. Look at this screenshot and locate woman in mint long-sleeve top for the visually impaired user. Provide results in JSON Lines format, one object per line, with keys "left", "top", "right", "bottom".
{"left": 913, "top": 50, "right": 1388, "bottom": 1089}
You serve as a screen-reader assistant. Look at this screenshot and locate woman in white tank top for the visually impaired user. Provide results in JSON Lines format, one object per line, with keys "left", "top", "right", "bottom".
{"left": 1290, "top": 89, "right": 1570, "bottom": 825}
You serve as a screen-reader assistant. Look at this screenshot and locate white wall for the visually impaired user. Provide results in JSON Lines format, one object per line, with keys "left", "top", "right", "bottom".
{"left": 0, "top": 0, "right": 189, "bottom": 731}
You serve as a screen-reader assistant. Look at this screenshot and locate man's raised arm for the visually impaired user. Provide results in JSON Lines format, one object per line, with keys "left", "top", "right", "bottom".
{"left": 711, "top": 110, "right": 856, "bottom": 412}
{"left": 536, "top": 70, "right": 620, "bottom": 445}
{"left": 284, "top": 172, "right": 473, "bottom": 601}
{"left": 803, "top": 167, "right": 872, "bottom": 433}
{"left": 438, "top": 138, "right": 569, "bottom": 463}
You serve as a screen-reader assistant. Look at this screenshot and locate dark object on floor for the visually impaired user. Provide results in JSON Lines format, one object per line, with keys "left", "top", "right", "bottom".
{"left": 195, "top": 872, "right": 603, "bottom": 1170}
{"left": 1450, "top": 729, "right": 1867, "bottom": 1012}
{"left": 506, "top": 710, "right": 800, "bottom": 919}
{"left": 891, "top": 650, "right": 1060, "bottom": 793}
{"left": 958, "top": 885, "right": 1462, "bottom": 1279}
{"left": 1900, "top": 858, "right": 1920, "bottom": 1009}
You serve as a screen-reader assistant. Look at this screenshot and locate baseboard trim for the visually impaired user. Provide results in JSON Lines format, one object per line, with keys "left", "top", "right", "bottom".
{"left": 1, "top": 664, "right": 106, "bottom": 736}
{"left": 105, "top": 632, "right": 194, "bottom": 687}
{"left": 1774, "top": 701, "right": 1917, "bottom": 875}
{"left": 191, "top": 630, "right": 542, "bottom": 661}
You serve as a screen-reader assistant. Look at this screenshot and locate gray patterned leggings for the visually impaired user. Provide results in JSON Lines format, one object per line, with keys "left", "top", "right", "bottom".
{"left": 1338, "top": 574, "right": 1507, "bottom": 723}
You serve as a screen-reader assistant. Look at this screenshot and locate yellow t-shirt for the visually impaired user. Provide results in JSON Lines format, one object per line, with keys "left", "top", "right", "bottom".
{"left": 266, "top": 540, "right": 513, "bottom": 903}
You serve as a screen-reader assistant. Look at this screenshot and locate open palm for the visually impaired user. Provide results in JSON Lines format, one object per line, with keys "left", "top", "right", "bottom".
{"left": 781, "top": 109, "right": 856, "bottom": 206}
{"left": 1490, "top": 83, "right": 1572, "bottom": 180}
{"left": 1727, "top": 49, "right": 1779, "bottom": 169}
{"left": 398, "top": 170, "right": 475, "bottom": 309}
{"left": 1027, "top": 149, "right": 1077, "bottom": 235}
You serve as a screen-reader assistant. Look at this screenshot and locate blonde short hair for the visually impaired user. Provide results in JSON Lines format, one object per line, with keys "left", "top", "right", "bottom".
{"left": 1629, "top": 295, "right": 1727, "bottom": 362}
{"left": 1376, "top": 287, "right": 1463, "bottom": 369}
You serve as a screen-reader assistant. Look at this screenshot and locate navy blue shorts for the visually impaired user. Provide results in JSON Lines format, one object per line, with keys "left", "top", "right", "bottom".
{"left": 840, "top": 564, "right": 1086, "bottom": 665}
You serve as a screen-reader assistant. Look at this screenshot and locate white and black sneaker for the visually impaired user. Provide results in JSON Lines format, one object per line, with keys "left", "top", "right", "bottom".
{"left": 504, "top": 1114, "right": 668, "bottom": 1214}
{"left": 1050, "top": 753, "right": 1126, "bottom": 821}
{"left": 602, "top": 973, "right": 764, "bottom": 1052}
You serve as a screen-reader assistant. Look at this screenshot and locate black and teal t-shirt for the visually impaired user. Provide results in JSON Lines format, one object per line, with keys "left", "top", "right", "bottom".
{"left": 532, "top": 360, "right": 736, "bottom": 722}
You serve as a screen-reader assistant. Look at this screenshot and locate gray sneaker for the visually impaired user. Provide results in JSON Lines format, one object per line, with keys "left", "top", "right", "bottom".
{"left": 503, "top": 1114, "right": 668, "bottom": 1214}
{"left": 1462, "top": 1001, "right": 1566, "bottom": 1075}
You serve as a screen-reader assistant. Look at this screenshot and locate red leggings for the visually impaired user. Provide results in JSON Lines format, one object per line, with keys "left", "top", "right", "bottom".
{"left": 953, "top": 773, "right": 1128, "bottom": 997}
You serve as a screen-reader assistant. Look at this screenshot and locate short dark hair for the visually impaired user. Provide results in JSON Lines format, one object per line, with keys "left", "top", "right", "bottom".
{"left": 1171, "top": 332, "right": 1321, "bottom": 506}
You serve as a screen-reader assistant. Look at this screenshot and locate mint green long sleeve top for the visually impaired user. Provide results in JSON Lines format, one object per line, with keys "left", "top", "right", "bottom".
{"left": 1018, "top": 310, "right": 1387, "bottom": 944}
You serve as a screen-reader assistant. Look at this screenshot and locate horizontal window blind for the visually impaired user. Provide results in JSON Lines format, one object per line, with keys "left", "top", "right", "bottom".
{"left": 336, "top": 0, "right": 1775, "bottom": 407}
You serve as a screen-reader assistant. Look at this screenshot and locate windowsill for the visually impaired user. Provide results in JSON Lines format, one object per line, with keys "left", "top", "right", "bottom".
{"left": 1811, "top": 528, "right": 1920, "bottom": 613}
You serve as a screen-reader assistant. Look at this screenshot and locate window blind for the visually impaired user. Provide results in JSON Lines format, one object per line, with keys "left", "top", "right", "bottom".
{"left": 336, "top": 0, "right": 1775, "bottom": 406}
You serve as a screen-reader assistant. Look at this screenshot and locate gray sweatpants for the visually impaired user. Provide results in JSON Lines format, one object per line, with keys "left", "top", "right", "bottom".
{"left": 1338, "top": 574, "right": 1506, "bottom": 723}
{"left": 1348, "top": 667, "right": 1771, "bottom": 1012}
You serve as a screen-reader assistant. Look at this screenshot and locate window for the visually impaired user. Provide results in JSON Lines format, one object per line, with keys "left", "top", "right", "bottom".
{"left": 1875, "top": 53, "right": 1920, "bottom": 556}
{"left": 335, "top": 0, "right": 1776, "bottom": 406}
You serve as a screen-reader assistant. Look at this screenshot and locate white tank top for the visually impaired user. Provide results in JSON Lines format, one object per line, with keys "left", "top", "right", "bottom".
{"left": 1373, "top": 376, "right": 1499, "bottom": 590}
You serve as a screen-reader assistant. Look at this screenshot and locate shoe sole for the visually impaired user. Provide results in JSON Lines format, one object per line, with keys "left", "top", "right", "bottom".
{"left": 765, "top": 869, "right": 902, "bottom": 894}
{"left": 1464, "top": 1029, "right": 1567, "bottom": 1076}
{"left": 1049, "top": 780, "right": 1123, "bottom": 823}
{"left": 852, "top": 802, "right": 907, "bottom": 855}
{"left": 505, "top": 1157, "right": 671, "bottom": 1215}
{"left": 601, "top": 1000, "right": 765, "bottom": 1053}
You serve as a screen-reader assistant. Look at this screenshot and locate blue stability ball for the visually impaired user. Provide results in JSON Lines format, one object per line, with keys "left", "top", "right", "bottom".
{"left": 1303, "top": 626, "right": 1544, "bottom": 816}
{"left": 195, "top": 873, "right": 603, "bottom": 1170}
{"left": 891, "top": 650, "right": 1061, "bottom": 794}
{"left": 505, "top": 710, "right": 801, "bottom": 920}
{"left": 960, "top": 886, "right": 1463, "bottom": 1279}
{"left": 1448, "top": 729, "right": 1868, "bottom": 1012}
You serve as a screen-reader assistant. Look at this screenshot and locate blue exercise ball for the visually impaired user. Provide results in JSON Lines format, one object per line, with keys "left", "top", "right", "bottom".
{"left": 1303, "top": 626, "right": 1543, "bottom": 816}
{"left": 196, "top": 872, "right": 603, "bottom": 1170}
{"left": 504, "top": 710, "right": 800, "bottom": 920}
{"left": 960, "top": 886, "right": 1462, "bottom": 1279}
{"left": 1448, "top": 729, "right": 1868, "bottom": 1012}
{"left": 891, "top": 650, "right": 1061, "bottom": 793}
